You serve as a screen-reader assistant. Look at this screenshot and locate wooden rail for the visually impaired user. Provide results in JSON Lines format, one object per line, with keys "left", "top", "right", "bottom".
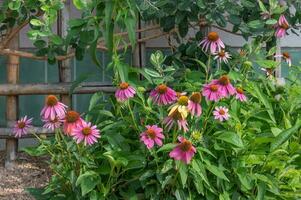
{"left": 0, "top": 83, "right": 115, "bottom": 95}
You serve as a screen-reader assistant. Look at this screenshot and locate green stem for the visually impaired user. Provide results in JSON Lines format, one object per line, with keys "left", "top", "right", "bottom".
{"left": 127, "top": 101, "right": 139, "bottom": 131}
{"left": 201, "top": 102, "right": 216, "bottom": 135}
{"left": 206, "top": 55, "right": 211, "bottom": 82}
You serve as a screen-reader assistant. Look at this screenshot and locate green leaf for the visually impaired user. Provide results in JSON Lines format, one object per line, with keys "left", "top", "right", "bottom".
{"left": 69, "top": 19, "right": 86, "bottom": 27}
{"left": 90, "top": 42, "right": 102, "bottom": 68}
{"left": 179, "top": 163, "right": 188, "bottom": 187}
{"left": 144, "top": 68, "right": 161, "bottom": 78}
{"left": 8, "top": 1, "right": 21, "bottom": 10}
{"left": 157, "top": 143, "right": 177, "bottom": 153}
{"left": 104, "top": 0, "right": 114, "bottom": 54}
{"left": 204, "top": 160, "right": 229, "bottom": 182}
{"left": 51, "top": 35, "right": 63, "bottom": 45}
{"left": 76, "top": 171, "right": 100, "bottom": 196}
{"left": 30, "top": 19, "right": 44, "bottom": 26}
{"left": 258, "top": 0, "right": 267, "bottom": 12}
{"left": 124, "top": 15, "right": 136, "bottom": 49}
{"left": 33, "top": 40, "right": 47, "bottom": 48}
{"left": 255, "top": 59, "right": 279, "bottom": 69}
{"left": 216, "top": 131, "right": 244, "bottom": 148}
{"left": 265, "top": 19, "right": 277, "bottom": 25}
{"left": 73, "top": 0, "right": 87, "bottom": 9}
{"left": 247, "top": 20, "right": 264, "bottom": 29}
{"left": 250, "top": 83, "right": 276, "bottom": 123}
{"left": 270, "top": 119, "right": 301, "bottom": 151}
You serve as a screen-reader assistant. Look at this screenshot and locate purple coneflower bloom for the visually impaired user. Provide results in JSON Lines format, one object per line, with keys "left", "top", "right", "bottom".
{"left": 212, "top": 75, "right": 236, "bottom": 97}
{"left": 40, "top": 95, "right": 67, "bottom": 120}
{"left": 115, "top": 82, "right": 136, "bottom": 102}
{"left": 42, "top": 116, "right": 64, "bottom": 131}
{"left": 199, "top": 31, "right": 225, "bottom": 54}
{"left": 163, "top": 109, "right": 188, "bottom": 133}
{"left": 235, "top": 87, "right": 247, "bottom": 102}
{"left": 71, "top": 120, "right": 100, "bottom": 146}
{"left": 63, "top": 110, "right": 84, "bottom": 135}
{"left": 202, "top": 82, "right": 222, "bottom": 102}
{"left": 274, "top": 52, "right": 292, "bottom": 67}
{"left": 213, "top": 50, "right": 231, "bottom": 64}
{"left": 13, "top": 116, "right": 33, "bottom": 138}
{"left": 275, "top": 15, "right": 289, "bottom": 38}
{"left": 169, "top": 136, "right": 196, "bottom": 164}
{"left": 213, "top": 106, "right": 230, "bottom": 122}
{"left": 150, "top": 84, "right": 177, "bottom": 106}
{"left": 140, "top": 125, "right": 164, "bottom": 149}
{"left": 188, "top": 92, "right": 202, "bottom": 117}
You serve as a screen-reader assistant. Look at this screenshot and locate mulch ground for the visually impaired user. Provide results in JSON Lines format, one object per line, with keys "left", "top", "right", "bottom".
{"left": 0, "top": 151, "right": 51, "bottom": 200}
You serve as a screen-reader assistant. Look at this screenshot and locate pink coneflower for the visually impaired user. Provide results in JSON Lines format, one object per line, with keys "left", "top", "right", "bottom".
{"left": 213, "top": 50, "right": 231, "bottom": 64}
{"left": 275, "top": 15, "right": 289, "bottom": 38}
{"left": 115, "top": 82, "right": 136, "bottom": 102}
{"left": 188, "top": 92, "right": 202, "bottom": 117}
{"left": 163, "top": 109, "right": 188, "bottom": 132}
{"left": 212, "top": 75, "right": 236, "bottom": 97}
{"left": 202, "top": 83, "right": 222, "bottom": 102}
{"left": 71, "top": 120, "right": 100, "bottom": 146}
{"left": 235, "top": 87, "right": 247, "bottom": 102}
{"left": 169, "top": 136, "right": 196, "bottom": 164}
{"left": 13, "top": 116, "right": 33, "bottom": 138}
{"left": 199, "top": 31, "right": 225, "bottom": 54}
{"left": 213, "top": 106, "right": 230, "bottom": 122}
{"left": 42, "top": 116, "right": 64, "bottom": 131}
{"left": 40, "top": 95, "right": 67, "bottom": 120}
{"left": 274, "top": 52, "right": 292, "bottom": 67}
{"left": 140, "top": 125, "right": 164, "bottom": 149}
{"left": 150, "top": 84, "right": 177, "bottom": 105}
{"left": 63, "top": 110, "right": 84, "bottom": 135}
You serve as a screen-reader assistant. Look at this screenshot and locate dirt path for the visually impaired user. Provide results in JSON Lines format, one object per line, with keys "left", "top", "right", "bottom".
{"left": 0, "top": 152, "right": 50, "bottom": 200}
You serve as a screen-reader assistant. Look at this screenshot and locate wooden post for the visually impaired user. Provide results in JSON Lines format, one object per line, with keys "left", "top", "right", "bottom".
{"left": 58, "top": 2, "right": 71, "bottom": 106}
{"left": 133, "top": 15, "right": 146, "bottom": 69}
{"left": 5, "top": 36, "right": 19, "bottom": 168}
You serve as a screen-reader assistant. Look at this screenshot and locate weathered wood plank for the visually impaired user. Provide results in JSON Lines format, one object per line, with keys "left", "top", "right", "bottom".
{"left": 0, "top": 83, "right": 115, "bottom": 95}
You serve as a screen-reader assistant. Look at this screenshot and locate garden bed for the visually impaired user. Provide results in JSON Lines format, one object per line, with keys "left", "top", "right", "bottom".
{"left": 0, "top": 152, "right": 50, "bottom": 200}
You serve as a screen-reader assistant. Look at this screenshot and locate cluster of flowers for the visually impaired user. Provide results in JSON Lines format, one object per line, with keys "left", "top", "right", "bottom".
{"left": 114, "top": 73, "right": 247, "bottom": 164}
{"left": 13, "top": 95, "right": 100, "bottom": 146}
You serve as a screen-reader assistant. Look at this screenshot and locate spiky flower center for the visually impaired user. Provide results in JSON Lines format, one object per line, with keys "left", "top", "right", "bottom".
{"left": 239, "top": 50, "right": 246, "bottom": 57}
{"left": 218, "top": 50, "right": 226, "bottom": 57}
{"left": 65, "top": 111, "right": 80, "bottom": 123}
{"left": 179, "top": 140, "right": 192, "bottom": 152}
{"left": 157, "top": 84, "right": 168, "bottom": 94}
{"left": 190, "top": 92, "right": 202, "bottom": 103}
{"left": 282, "top": 52, "right": 290, "bottom": 59}
{"left": 119, "top": 82, "right": 129, "bottom": 90}
{"left": 46, "top": 95, "right": 58, "bottom": 106}
{"left": 219, "top": 109, "right": 225, "bottom": 115}
{"left": 170, "top": 110, "right": 182, "bottom": 120}
{"left": 18, "top": 121, "right": 26, "bottom": 129}
{"left": 209, "top": 84, "right": 219, "bottom": 92}
{"left": 219, "top": 75, "right": 230, "bottom": 86}
{"left": 207, "top": 31, "right": 219, "bottom": 42}
{"left": 178, "top": 96, "right": 189, "bottom": 106}
{"left": 236, "top": 87, "right": 244, "bottom": 94}
{"left": 280, "top": 22, "right": 289, "bottom": 30}
{"left": 146, "top": 128, "right": 156, "bottom": 139}
{"left": 82, "top": 127, "right": 92, "bottom": 136}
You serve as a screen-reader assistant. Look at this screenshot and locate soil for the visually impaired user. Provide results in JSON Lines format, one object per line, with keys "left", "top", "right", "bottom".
{"left": 0, "top": 152, "right": 50, "bottom": 200}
